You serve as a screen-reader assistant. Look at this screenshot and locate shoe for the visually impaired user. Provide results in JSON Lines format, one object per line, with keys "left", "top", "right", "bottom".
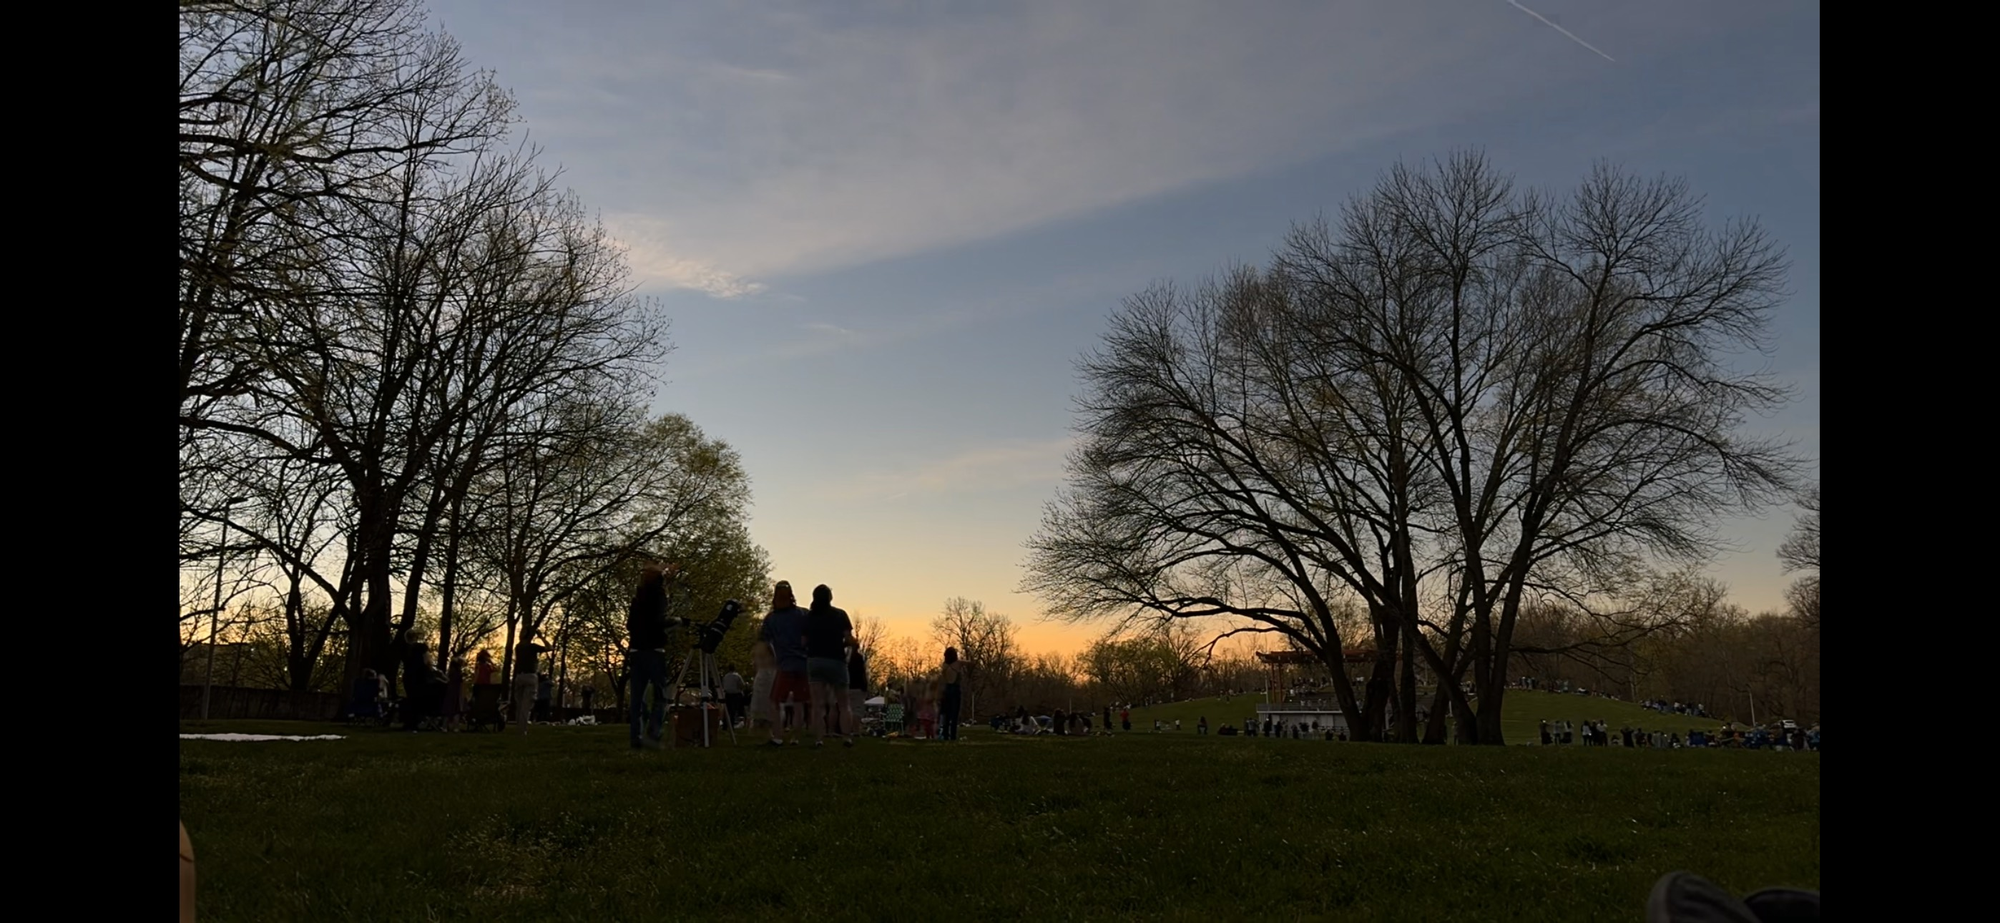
{"left": 766, "top": 739, "right": 784, "bottom": 747}
{"left": 843, "top": 737, "right": 855, "bottom": 748}
{"left": 814, "top": 740, "right": 824, "bottom": 748}
{"left": 1742, "top": 888, "right": 1819, "bottom": 923}
{"left": 1646, "top": 872, "right": 1761, "bottom": 923}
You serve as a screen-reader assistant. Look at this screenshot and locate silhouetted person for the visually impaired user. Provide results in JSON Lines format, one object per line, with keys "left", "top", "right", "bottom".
{"left": 626, "top": 562, "right": 680, "bottom": 749}
{"left": 939, "top": 647, "right": 966, "bottom": 741}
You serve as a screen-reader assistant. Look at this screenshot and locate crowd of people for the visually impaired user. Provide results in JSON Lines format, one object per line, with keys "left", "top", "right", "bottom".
{"left": 345, "top": 630, "right": 553, "bottom": 735}
{"left": 1539, "top": 718, "right": 1819, "bottom": 750}
{"left": 625, "top": 570, "right": 971, "bottom": 749}
{"left": 346, "top": 568, "right": 1821, "bottom": 754}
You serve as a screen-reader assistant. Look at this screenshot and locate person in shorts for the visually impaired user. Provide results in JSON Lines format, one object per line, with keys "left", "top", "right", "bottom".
{"left": 803, "top": 584, "right": 854, "bottom": 747}
{"left": 760, "top": 581, "right": 812, "bottom": 745}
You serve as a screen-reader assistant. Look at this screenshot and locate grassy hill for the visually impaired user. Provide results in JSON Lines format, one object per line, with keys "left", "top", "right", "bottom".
{"left": 179, "top": 719, "right": 1818, "bottom": 921}
{"left": 1118, "top": 689, "right": 1722, "bottom": 744}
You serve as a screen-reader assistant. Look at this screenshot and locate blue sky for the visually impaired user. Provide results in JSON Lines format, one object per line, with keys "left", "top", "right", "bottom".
{"left": 424, "top": 1, "right": 1820, "bottom": 655}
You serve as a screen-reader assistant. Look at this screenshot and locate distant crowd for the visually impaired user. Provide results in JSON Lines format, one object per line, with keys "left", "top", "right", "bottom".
{"left": 1539, "top": 718, "right": 1819, "bottom": 751}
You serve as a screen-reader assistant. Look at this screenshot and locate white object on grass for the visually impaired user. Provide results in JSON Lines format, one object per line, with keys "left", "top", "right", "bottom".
{"left": 179, "top": 734, "right": 345, "bottom": 742}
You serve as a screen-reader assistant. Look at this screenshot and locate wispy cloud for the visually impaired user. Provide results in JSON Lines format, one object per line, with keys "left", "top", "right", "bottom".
{"left": 821, "top": 438, "right": 1076, "bottom": 502}
{"left": 671, "top": 262, "right": 1147, "bottom": 377}
{"left": 604, "top": 213, "right": 766, "bottom": 299}
{"left": 1507, "top": 1, "right": 1616, "bottom": 63}
{"left": 495, "top": 3, "right": 1730, "bottom": 292}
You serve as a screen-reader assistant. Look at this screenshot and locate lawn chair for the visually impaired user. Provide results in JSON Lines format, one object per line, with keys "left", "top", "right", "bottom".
{"left": 466, "top": 684, "right": 507, "bottom": 732}
{"left": 883, "top": 704, "right": 905, "bottom": 736}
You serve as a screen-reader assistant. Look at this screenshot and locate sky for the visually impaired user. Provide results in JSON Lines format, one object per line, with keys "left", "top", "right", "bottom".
{"left": 421, "top": 1, "right": 1820, "bottom": 657}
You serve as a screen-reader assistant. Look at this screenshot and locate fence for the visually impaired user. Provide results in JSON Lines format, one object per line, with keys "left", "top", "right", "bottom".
{"left": 180, "top": 685, "right": 344, "bottom": 721}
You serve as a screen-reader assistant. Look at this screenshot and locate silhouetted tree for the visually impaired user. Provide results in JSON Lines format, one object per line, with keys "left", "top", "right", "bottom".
{"left": 1026, "top": 151, "right": 1802, "bottom": 743}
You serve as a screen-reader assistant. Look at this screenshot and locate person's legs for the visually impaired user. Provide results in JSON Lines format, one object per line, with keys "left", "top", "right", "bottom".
{"left": 512, "top": 672, "right": 537, "bottom": 734}
{"left": 806, "top": 658, "right": 847, "bottom": 745}
{"left": 941, "top": 687, "right": 962, "bottom": 741}
{"left": 771, "top": 671, "right": 810, "bottom": 743}
{"left": 629, "top": 650, "right": 668, "bottom": 748}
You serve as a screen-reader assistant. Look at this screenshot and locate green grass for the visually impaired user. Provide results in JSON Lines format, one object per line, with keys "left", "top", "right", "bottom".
{"left": 1123, "top": 689, "right": 1720, "bottom": 744}
{"left": 180, "top": 719, "right": 1818, "bottom": 921}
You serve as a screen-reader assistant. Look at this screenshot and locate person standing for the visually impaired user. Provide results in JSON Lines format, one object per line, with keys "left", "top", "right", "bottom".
{"left": 534, "top": 671, "right": 554, "bottom": 723}
{"left": 580, "top": 684, "right": 595, "bottom": 716}
{"left": 722, "top": 667, "right": 746, "bottom": 729}
{"left": 442, "top": 658, "right": 465, "bottom": 732}
{"left": 625, "top": 562, "right": 681, "bottom": 749}
{"left": 803, "top": 584, "right": 855, "bottom": 748}
{"left": 512, "top": 635, "right": 546, "bottom": 735}
{"left": 750, "top": 641, "right": 776, "bottom": 732}
{"left": 938, "top": 647, "right": 966, "bottom": 742}
{"left": 1121, "top": 707, "right": 1131, "bottom": 732}
{"left": 845, "top": 644, "right": 868, "bottom": 738}
{"left": 760, "top": 581, "right": 813, "bottom": 746}
{"left": 402, "top": 641, "right": 441, "bottom": 732}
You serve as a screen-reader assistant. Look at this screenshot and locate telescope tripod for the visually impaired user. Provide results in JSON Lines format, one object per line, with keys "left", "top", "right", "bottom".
{"left": 669, "top": 647, "right": 737, "bottom": 747}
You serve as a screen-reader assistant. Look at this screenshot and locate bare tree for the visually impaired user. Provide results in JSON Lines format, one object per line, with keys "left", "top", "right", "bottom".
{"left": 1777, "top": 486, "right": 1820, "bottom": 575}
{"left": 1026, "top": 151, "right": 1802, "bottom": 743}
{"left": 479, "top": 408, "right": 745, "bottom": 686}
{"left": 179, "top": 0, "right": 509, "bottom": 425}
{"left": 930, "top": 598, "right": 1021, "bottom": 720}
{"left": 1779, "top": 485, "right": 1819, "bottom": 628}
{"left": 850, "top": 614, "right": 887, "bottom": 662}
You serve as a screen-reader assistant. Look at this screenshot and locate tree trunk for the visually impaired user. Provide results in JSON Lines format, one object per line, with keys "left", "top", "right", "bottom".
{"left": 1396, "top": 621, "right": 1419, "bottom": 744}
{"left": 1422, "top": 683, "right": 1451, "bottom": 744}
{"left": 434, "top": 495, "right": 465, "bottom": 671}
{"left": 1360, "top": 613, "right": 1397, "bottom": 740}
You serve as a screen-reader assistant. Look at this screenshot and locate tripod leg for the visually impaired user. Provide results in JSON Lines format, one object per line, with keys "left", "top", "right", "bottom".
{"left": 704, "top": 654, "right": 736, "bottom": 744}
{"left": 671, "top": 650, "right": 696, "bottom": 695}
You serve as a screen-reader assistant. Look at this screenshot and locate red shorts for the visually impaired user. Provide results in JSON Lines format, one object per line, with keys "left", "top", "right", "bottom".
{"left": 771, "top": 671, "right": 811, "bottom": 709}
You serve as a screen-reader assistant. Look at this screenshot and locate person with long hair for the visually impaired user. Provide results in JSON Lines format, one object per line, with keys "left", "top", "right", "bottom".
{"left": 938, "top": 647, "right": 965, "bottom": 742}
{"left": 803, "top": 584, "right": 855, "bottom": 747}
{"left": 759, "top": 580, "right": 812, "bottom": 745}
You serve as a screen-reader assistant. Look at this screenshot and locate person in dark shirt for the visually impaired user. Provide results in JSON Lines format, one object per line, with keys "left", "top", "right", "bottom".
{"left": 402, "top": 641, "right": 441, "bottom": 731}
{"left": 803, "top": 584, "right": 855, "bottom": 747}
{"left": 625, "top": 561, "right": 682, "bottom": 749}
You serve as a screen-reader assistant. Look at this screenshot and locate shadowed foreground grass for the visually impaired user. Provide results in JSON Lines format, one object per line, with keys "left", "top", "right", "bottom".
{"left": 178, "top": 721, "right": 1817, "bottom": 922}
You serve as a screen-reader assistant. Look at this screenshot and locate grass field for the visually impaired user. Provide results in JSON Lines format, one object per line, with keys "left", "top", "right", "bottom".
{"left": 178, "top": 717, "right": 1818, "bottom": 921}
{"left": 1123, "top": 689, "right": 1722, "bottom": 744}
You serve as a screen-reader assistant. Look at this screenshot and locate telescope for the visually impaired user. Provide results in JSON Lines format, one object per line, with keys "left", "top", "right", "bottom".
{"left": 694, "top": 599, "right": 742, "bottom": 655}
{"left": 667, "top": 599, "right": 744, "bottom": 746}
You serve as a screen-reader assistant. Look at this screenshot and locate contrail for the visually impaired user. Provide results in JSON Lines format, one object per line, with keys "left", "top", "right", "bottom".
{"left": 1508, "top": 0, "right": 1616, "bottom": 63}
